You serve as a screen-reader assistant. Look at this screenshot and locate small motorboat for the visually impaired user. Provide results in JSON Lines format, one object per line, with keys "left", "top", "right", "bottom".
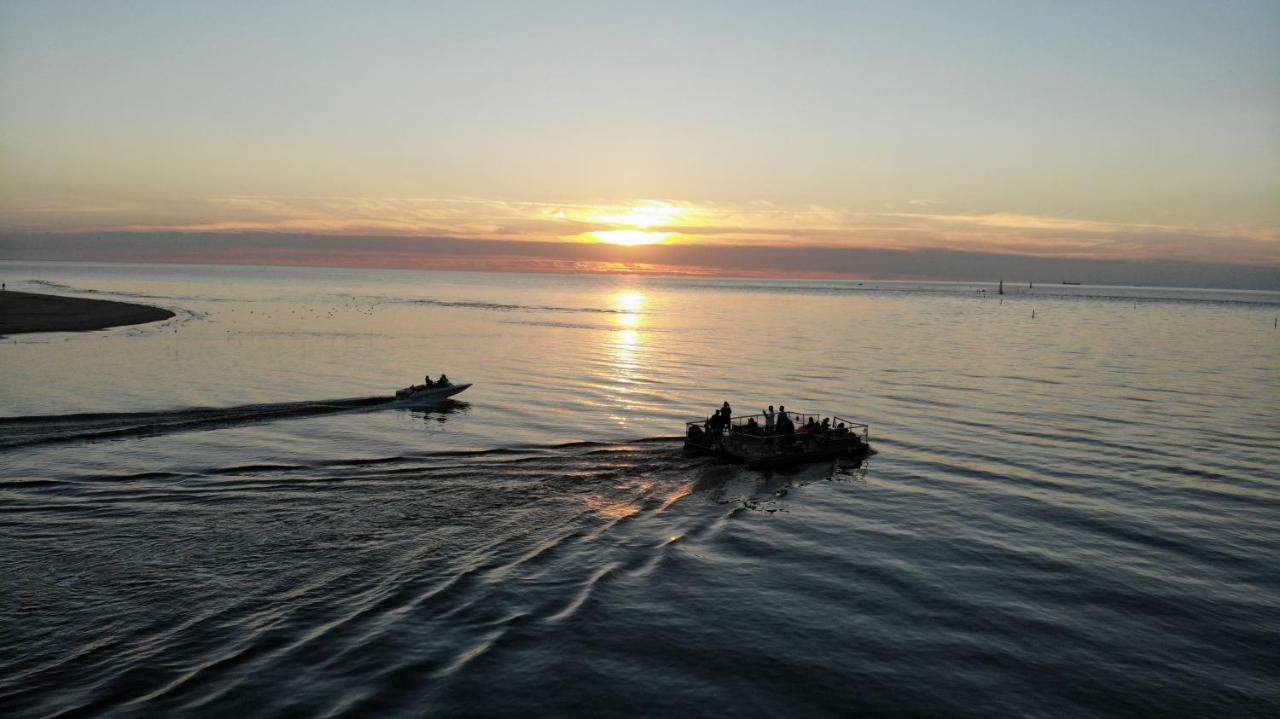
{"left": 395, "top": 379, "right": 471, "bottom": 403}
{"left": 684, "top": 410, "right": 871, "bottom": 468}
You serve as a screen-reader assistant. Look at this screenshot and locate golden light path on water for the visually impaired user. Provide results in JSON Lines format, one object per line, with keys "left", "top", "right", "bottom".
{"left": 587, "top": 288, "right": 696, "bottom": 523}
{"left": 607, "top": 290, "right": 646, "bottom": 431}
{"left": 579, "top": 289, "right": 654, "bottom": 520}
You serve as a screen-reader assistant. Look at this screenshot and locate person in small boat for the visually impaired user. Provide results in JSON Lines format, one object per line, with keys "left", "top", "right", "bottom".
{"left": 721, "top": 402, "right": 732, "bottom": 428}
{"left": 763, "top": 406, "right": 775, "bottom": 433}
{"left": 436, "top": 374, "right": 450, "bottom": 386}
{"left": 821, "top": 418, "right": 831, "bottom": 433}
{"left": 746, "top": 417, "right": 761, "bottom": 435}
{"left": 423, "top": 375, "right": 435, "bottom": 388}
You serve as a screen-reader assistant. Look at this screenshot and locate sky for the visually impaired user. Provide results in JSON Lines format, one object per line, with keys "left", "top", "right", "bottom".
{"left": 1, "top": 1, "right": 1278, "bottom": 285}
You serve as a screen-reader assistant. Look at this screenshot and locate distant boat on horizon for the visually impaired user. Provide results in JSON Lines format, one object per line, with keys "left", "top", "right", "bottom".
{"left": 1062, "top": 281, "right": 1081, "bottom": 285}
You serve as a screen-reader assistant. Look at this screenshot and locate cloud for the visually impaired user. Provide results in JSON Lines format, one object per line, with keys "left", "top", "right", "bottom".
{"left": 3, "top": 231, "right": 1277, "bottom": 290}
{"left": 1, "top": 194, "right": 1277, "bottom": 267}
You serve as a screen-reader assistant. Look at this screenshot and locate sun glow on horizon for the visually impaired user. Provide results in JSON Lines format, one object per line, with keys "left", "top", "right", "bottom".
{"left": 589, "top": 229, "right": 674, "bottom": 246}
{"left": 582, "top": 201, "right": 688, "bottom": 246}
{"left": 592, "top": 202, "right": 686, "bottom": 229}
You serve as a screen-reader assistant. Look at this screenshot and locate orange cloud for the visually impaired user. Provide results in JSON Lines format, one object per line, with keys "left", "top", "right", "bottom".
{"left": 2, "top": 194, "right": 1277, "bottom": 266}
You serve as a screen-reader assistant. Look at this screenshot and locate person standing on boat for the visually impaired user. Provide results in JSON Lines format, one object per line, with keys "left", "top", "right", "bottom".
{"left": 721, "top": 402, "right": 732, "bottom": 431}
{"left": 776, "top": 406, "right": 794, "bottom": 434}
{"left": 764, "top": 406, "right": 775, "bottom": 433}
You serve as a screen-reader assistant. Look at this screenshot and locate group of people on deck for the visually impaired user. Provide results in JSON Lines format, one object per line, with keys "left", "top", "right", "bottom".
{"left": 695, "top": 402, "right": 851, "bottom": 442}
{"left": 421, "top": 373, "right": 450, "bottom": 388}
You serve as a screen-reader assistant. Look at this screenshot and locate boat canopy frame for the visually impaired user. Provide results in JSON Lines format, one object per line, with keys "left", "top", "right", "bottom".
{"left": 684, "top": 410, "right": 869, "bottom": 449}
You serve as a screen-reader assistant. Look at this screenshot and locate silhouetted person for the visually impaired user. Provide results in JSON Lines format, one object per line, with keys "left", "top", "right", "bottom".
{"left": 764, "top": 405, "right": 775, "bottom": 433}
{"left": 776, "top": 407, "right": 794, "bottom": 434}
{"left": 687, "top": 423, "right": 704, "bottom": 443}
{"left": 437, "top": 374, "right": 449, "bottom": 386}
{"left": 423, "top": 375, "right": 435, "bottom": 387}
{"left": 721, "top": 402, "right": 732, "bottom": 428}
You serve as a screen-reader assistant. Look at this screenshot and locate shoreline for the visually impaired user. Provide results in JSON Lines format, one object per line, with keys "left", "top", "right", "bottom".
{"left": 0, "top": 290, "right": 175, "bottom": 336}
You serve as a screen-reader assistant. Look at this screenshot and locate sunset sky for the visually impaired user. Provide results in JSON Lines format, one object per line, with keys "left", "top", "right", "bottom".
{"left": 2, "top": 2, "right": 1277, "bottom": 283}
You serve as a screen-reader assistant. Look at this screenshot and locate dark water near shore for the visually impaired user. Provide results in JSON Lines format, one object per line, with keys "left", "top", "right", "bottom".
{"left": 2, "top": 261, "right": 1278, "bottom": 717}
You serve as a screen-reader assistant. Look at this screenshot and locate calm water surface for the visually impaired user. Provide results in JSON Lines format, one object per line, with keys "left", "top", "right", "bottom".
{"left": 2, "top": 261, "right": 1278, "bottom": 717}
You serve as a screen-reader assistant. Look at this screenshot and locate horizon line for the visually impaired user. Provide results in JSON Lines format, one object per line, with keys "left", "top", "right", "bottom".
{"left": 7, "top": 255, "right": 1280, "bottom": 296}
{"left": 2, "top": 231, "right": 1278, "bottom": 292}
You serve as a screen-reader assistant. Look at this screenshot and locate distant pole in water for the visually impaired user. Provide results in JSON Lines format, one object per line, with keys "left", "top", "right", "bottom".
{"left": 1029, "top": 281, "right": 1033, "bottom": 289}
{"left": 1032, "top": 309, "right": 1036, "bottom": 318}
{"left": 998, "top": 280, "right": 1004, "bottom": 295}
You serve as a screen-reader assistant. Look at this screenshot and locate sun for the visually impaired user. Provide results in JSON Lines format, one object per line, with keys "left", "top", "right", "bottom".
{"left": 584, "top": 202, "right": 686, "bottom": 246}
{"left": 593, "top": 203, "right": 684, "bottom": 229}
{"left": 591, "top": 230, "right": 673, "bottom": 246}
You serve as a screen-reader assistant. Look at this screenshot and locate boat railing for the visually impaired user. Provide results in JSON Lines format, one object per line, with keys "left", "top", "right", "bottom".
{"left": 685, "top": 411, "right": 869, "bottom": 447}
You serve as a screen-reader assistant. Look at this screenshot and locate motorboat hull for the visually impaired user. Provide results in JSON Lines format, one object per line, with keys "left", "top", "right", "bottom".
{"left": 395, "top": 382, "right": 471, "bottom": 404}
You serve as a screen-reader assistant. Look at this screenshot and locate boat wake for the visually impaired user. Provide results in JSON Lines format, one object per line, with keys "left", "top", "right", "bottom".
{"left": 0, "top": 435, "right": 872, "bottom": 716}
{"left": 0, "top": 396, "right": 463, "bottom": 450}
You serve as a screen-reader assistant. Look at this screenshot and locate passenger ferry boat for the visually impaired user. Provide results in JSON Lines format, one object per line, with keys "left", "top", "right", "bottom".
{"left": 684, "top": 410, "right": 871, "bottom": 468}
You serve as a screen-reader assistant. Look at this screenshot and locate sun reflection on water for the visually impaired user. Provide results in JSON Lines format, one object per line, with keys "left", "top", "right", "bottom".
{"left": 604, "top": 290, "right": 648, "bottom": 429}
{"left": 614, "top": 291, "right": 645, "bottom": 315}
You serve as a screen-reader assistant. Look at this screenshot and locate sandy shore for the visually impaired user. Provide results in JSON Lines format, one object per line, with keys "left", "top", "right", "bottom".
{"left": 0, "top": 290, "right": 175, "bottom": 336}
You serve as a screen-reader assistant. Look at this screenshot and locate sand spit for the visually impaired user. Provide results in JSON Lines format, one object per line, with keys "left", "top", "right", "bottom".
{"left": 0, "top": 290, "right": 175, "bottom": 336}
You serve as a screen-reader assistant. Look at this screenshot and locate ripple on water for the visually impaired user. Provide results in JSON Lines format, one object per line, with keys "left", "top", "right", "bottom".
{"left": 3, "top": 267, "right": 1279, "bottom": 716}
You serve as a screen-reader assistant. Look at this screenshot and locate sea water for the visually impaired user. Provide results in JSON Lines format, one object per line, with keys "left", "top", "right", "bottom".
{"left": 1, "top": 261, "right": 1277, "bottom": 716}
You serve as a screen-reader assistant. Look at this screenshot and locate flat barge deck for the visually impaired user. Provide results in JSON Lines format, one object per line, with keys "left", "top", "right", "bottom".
{"left": 684, "top": 411, "right": 871, "bottom": 468}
